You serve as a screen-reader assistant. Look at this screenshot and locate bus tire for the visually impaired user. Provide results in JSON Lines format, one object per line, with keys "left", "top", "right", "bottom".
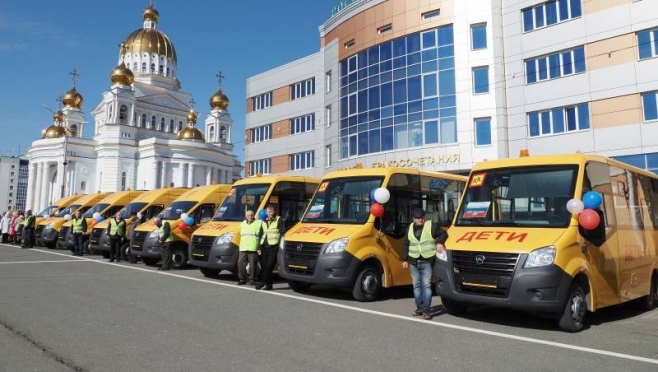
{"left": 288, "top": 280, "right": 311, "bottom": 293}
{"left": 170, "top": 248, "right": 187, "bottom": 270}
{"left": 641, "top": 271, "right": 657, "bottom": 311}
{"left": 200, "top": 268, "right": 220, "bottom": 277}
{"left": 352, "top": 265, "right": 381, "bottom": 302}
{"left": 440, "top": 297, "right": 468, "bottom": 316}
{"left": 558, "top": 283, "right": 587, "bottom": 333}
{"left": 142, "top": 257, "right": 160, "bottom": 266}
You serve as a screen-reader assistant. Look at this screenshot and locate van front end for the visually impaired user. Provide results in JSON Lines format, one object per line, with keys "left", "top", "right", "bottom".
{"left": 89, "top": 227, "right": 111, "bottom": 254}
{"left": 188, "top": 222, "right": 240, "bottom": 275}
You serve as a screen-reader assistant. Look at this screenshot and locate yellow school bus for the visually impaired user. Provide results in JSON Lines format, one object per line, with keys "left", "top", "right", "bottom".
{"left": 279, "top": 168, "right": 467, "bottom": 301}
{"left": 189, "top": 175, "right": 320, "bottom": 277}
{"left": 130, "top": 184, "right": 231, "bottom": 269}
{"left": 60, "top": 190, "right": 147, "bottom": 252}
{"left": 89, "top": 187, "right": 188, "bottom": 258}
{"left": 34, "top": 194, "right": 83, "bottom": 245}
{"left": 434, "top": 153, "right": 658, "bottom": 332}
{"left": 39, "top": 192, "right": 111, "bottom": 249}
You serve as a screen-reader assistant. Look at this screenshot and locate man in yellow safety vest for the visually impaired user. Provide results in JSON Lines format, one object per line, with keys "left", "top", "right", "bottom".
{"left": 237, "top": 210, "right": 263, "bottom": 286}
{"left": 154, "top": 216, "right": 174, "bottom": 271}
{"left": 106, "top": 211, "right": 126, "bottom": 262}
{"left": 255, "top": 205, "right": 285, "bottom": 290}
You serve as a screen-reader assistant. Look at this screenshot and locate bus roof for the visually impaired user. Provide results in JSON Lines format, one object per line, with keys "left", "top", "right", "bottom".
{"left": 234, "top": 175, "right": 321, "bottom": 186}
{"left": 69, "top": 192, "right": 113, "bottom": 206}
{"left": 97, "top": 190, "right": 148, "bottom": 205}
{"left": 174, "top": 184, "right": 232, "bottom": 202}
{"left": 471, "top": 154, "right": 657, "bottom": 179}
{"left": 321, "top": 167, "right": 467, "bottom": 181}
{"left": 51, "top": 194, "right": 84, "bottom": 207}
{"left": 128, "top": 187, "right": 188, "bottom": 202}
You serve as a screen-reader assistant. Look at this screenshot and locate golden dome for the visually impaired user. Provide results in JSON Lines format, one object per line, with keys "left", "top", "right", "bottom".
{"left": 143, "top": 4, "right": 160, "bottom": 22}
{"left": 53, "top": 110, "right": 65, "bottom": 123}
{"left": 176, "top": 127, "right": 205, "bottom": 141}
{"left": 110, "top": 62, "right": 135, "bottom": 86}
{"left": 210, "top": 90, "right": 229, "bottom": 110}
{"left": 62, "top": 87, "right": 83, "bottom": 109}
{"left": 42, "top": 125, "right": 72, "bottom": 139}
{"left": 123, "top": 28, "right": 177, "bottom": 64}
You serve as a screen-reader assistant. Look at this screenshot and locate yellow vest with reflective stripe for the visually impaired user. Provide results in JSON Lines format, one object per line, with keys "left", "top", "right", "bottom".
{"left": 23, "top": 215, "right": 35, "bottom": 228}
{"left": 72, "top": 218, "right": 85, "bottom": 234}
{"left": 407, "top": 221, "right": 436, "bottom": 259}
{"left": 239, "top": 220, "right": 262, "bottom": 252}
{"left": 157, "top": 223, "right": 173, "bottom": 242}
{"left": 260, "top": 216, "right": 281, "bottom": 246}
{"left": 109, "top": 218, "right": 126, "bottom": 237}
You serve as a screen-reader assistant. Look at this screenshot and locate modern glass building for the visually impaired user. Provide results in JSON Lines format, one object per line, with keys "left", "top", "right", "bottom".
{"left": 245, "top": 0, "right": 658, "bottom": 177}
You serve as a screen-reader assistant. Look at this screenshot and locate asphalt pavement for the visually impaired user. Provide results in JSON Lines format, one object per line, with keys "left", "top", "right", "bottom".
{"left": 0, "top": 244, "right": 656, "bottom": 372}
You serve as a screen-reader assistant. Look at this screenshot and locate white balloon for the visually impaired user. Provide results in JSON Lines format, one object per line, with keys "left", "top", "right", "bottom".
{"left": 93, "top": 212, "right": 101, "bottom": 219}
{"left": 181, "top": 213, "right": 189, "bottom": 220}
{"left": 374, "top": 188, "right": 391, "bottom": 204}
{"left": 136, "top": 212, "right": 143, "bottom": 220}
{"left": 566, "top": 199, "right": 584, "bottom": 214}
{"left": 64, "top": 214, "right": 72, "bottom": 221}
{"left": 45, "top": 215, "right": 52, "bottom": 220}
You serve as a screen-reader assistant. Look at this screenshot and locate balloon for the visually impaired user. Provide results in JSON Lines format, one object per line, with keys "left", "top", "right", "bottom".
{"left": 566, "top": 199, "right": 584, "bottom": 214}
{"left": 64, "top": 214, "right": 72, "bottom": 221}
{"left": 136, "top": 212, "right": 143, "bottom": 220}
{"left": 258, "top": 209, "right": 267, "bottom": 220}
{"left": 583, "top": 191, "right": 603, "bottom": 210}
{"left": 96, "top": 216, "right": 104, "bottom": 223}
{"left": 45, "top": 215, "right": 52, "bottom": 220}
{"left": 578, "top": 209, "right": 600, "bottom": 230}
{"left": 370, "top": 202, "right": 384, "bottom": 217}
{"left": 370, "top": 188, "right": 377, "bottom": 201}
{"left": 185, "top": 216, "right": 194, "bottom": 226}
{"left": 91, "top": 220, "right": 98, "bottom": 227}
{"left": 179, "top": 220, "right": 188, "bottom": 232}
{"left": 93, "top": 212, "right": 100, "bottom": 219}
{"left": 374, "top": 188, "right": 390, "bottom": 204}
{"left": 181, "top": 213, "right": 189, "bottom": 220}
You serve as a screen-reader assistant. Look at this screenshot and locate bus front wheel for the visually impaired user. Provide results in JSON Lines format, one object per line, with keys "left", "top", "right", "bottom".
{"left": 641, "top": 271, "right": 658, "bottom": 310}
{"left": 558, "top": 283, "right": 587, "bottom": 332}
{"left": 288, "top": 280, "right": 310, "bottom": 293}
{"left": 440, "top": 297, "right": 468, "bottom": 316}
{"left": 352, "top": 265, "right": 381, "bottom": 302}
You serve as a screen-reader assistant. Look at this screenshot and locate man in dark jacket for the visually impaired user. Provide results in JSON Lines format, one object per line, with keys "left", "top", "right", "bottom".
{"left": 255, "top": 206, "right": 285, "bottom": 290}
{"left": 154, "top": 217, "right": 173, "bottom": 271}
{"left": 21, "top": 210, "right": 36, "bottom": 249}
{"left": 401, "top": 208, "right": 448, "bottom": 320}
{"left": 106, "top": 212, "right": 126, "bottom": 262}
{"left": 125, "top": 211, "right": 141, "bottom": 263}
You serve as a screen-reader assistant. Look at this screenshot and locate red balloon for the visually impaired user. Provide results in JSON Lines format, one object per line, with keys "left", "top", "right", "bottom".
{"left": 578, "top": 209, "right": 600, "bottom": 230}
{"left": 179, "top": 221, "right": 187, "bottom": 231}
{"left": 90, "top": 220, "right": 97, "bottom": 227}
{"left": 370, "top": 202, "right": 384, "bottom": 217}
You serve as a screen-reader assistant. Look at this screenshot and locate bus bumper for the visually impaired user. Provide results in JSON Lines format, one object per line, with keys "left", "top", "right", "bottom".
{"left": 277, "top": 244, "right": 361, "bottom": 287}
{"left": 189, "top": 241, "right": 240, "bottom": 270}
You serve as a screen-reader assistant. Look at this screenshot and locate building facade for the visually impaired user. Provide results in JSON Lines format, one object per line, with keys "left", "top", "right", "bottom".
{"left": 0, "top": 156, "right": 27, "bottom": 212}
{"left": 25, "top": 5, "right": 242, "bottom": 212}
{"left": 244, "top": 0, "right": 658, "bottom": 177}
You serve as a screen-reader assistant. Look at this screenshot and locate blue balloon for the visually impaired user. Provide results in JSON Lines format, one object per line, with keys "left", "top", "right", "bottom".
{"left": 185, "top": 216, "right": 194, "bottom": 226}
{"left": 582, "top": 191, "right": 602, "bottom": 210}
{"left": 96, "top": 216, "right": 104, "bottom": 222}
{"left": 258, "top": 209, "right": 267, "bottom": 220}
{"left": 370, "top": 188, "right": 377, "bottom": 202}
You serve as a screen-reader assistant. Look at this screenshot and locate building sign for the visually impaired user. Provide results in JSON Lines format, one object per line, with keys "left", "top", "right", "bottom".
{"left": 337, "top": 163, "right": 363, "bottom": 171}
{"left": 372, "top": 154, "right": 460, "bottom": 168}
{"left": 331, "top": 0, "right": 358, "bottom": 16}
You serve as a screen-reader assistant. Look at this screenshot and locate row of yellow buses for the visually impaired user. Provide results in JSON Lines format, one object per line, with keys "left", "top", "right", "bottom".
{"left": 28, "top": 153, "right": 658, "bottom": 332}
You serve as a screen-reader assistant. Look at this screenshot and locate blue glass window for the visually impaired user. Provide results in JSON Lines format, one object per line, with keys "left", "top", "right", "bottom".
{"left": 423, "top": 74, "right": 437, "bottom": 97}
{"left": 380, "top": 42, "right": 392, "bottom": 60}
{"left": 368, "top": 47, "right": 379, "bottom": 65}
{"left": 524, "top": 0, "right": 581, "bottom": 33}
{"left": 643, "top": 91, "right": 658, "bottom": 121}
{"left": 638, "top": 29, "right": 658, "bottom": 60}
{"left": 549, "top": 54, "right": 560, "bottom": 78}
{"left": 552, "top": 108, "right": 564, "bottom": 133}
{"left": 529, "top": 112, "right": 540, "bottom": 137}
{"left": 438, "top": 26, "right": 453, "bottom": 45}
{"left": 473, "top": 67, "right": 489, "bottom": 94}
{"left": 440, "top": 118, "right": 457, "bottom": 143}
{"left": 381, "top": 127, "right": 393, "bottom": 151}
{"left": 577, "top": 103, "right": 589, "bottom": 129}
{"left": 368, "top": 87, "right": 380, "bottom": 109}
{"left": 558, "top": 0, "right": 569, "bottom": 21}
{"left": 471, "top": 24, "right": 487, "bottom": 50}
{"left": 523, "top": 9, "right": 534, "bottom": 32}
{"left": 408, "top": 76, "right": 422, "bottom": 101}
{"left": 475, "top": 118, "right": 491, "bottom": 146}
{"left": 566, "top": 106, "right": 577, "bottom": 131}
{"left": 541, "top": 111, "right": 551, "bottom": 134}
{"left": 393, "top": 38, "right": 406, "bottom": 57}
{"left": 424, "top": 120, "right": 438, "bottom": 144}
{"left": 528, "top": 103, "right": 589, "bottom": 137}
{"left": 369, "top": 129, "right": 380, "bottom": 153}
{"left": 381, "top": 83, "right": 392, "bottom": 107}
{"left": 562, "top": 51, "right": 573, "bottom": 75}
{"left": 393, "top": 80, "right": 407, "bottom": 103}
{"left": 439, "top": 70, "right": 456, "bottom": 95}
{"left": 407, "top": 34, "right": 421, "bottom": 53}
{"left": 526, "top": 60, "right": 537, "bottom": 84}
{"left": 574, "top": 46, "right": 585, "bottom": 72}
{"left": 526, "top": 46, "right": 585, "bottom": 84}
{"left": 534, "top": 7, "right": 545, "bottom": 28}
{"left": 570, "top": 0, "right": 581, "bottom": 18}
{"left": 422, "top": 30, "right": 436, "bottom": 49}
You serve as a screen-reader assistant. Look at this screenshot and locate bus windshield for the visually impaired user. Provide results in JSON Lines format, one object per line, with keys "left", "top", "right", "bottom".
{"left": 456, "top": 165, "right": 577, "bottom": 228}
{"left": 214, "top": 184, "right": 270, "bottom": 222}
{"left": 53, "top": 204, "right": 81, "bottom": 218}
{"left": 83, "top": 203, "right": 110, "bottom": 218}
{"left": 118, "top": 202, "right": 148, "bottom": 218}
{"left": 303, "top": 177, "right": 384, "bottom": 224}
{"left": 37, "top": 205, "right": 58, "bottom": 217}
{"left": 161, "top": 201, "right": 196, "bottom": 220}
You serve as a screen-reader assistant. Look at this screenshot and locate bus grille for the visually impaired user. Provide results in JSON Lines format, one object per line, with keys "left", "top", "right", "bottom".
{"left": 35, "top": 225, "right": 44, "bottom": 240}
{"left": 283, "top": 241, "right": 323, "bottom": 276}
{"left": 451, "top": 251, "right": 519, "bottom": 298}
{"left": 190, "top": 236, "right": 215, "bottom": 262}
{"left": 58, "top": 226, "right": 69, "bottom": 241}
{"left": 131, "top": 231, "right": 147, "bottom": 251}
{"left": 90, "top": 228, "right": 103, "bottom": 242}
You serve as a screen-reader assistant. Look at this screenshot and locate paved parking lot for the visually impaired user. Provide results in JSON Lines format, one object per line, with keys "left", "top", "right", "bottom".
{"left": 1, "top": 244, "right": 656, "bottom": 372}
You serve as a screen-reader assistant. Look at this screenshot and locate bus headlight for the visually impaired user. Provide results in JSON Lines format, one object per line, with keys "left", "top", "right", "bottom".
{"left": 524, "top": 246, "right": 556, "bottom": 268}
{"left": 324, "top": 237, "right": 349, "bottom": 254}
{"left": 45, "top": 223, "right": 54, "bottom": 230}
{"left": 214, "top": 231, "right": 235, "bottom": 245}
{"left": 436, "top": 249, "right": 447, "bottom": 262}
{"left": 279, "top": 237, "right": 285, "bottom": 250}
{"left": 148, "top": 229, "right": 159, "bottom": 238}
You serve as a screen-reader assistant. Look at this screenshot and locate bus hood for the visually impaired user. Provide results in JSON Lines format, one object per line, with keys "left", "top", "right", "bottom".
{"left": 285, "top": 223, "right": 363, "bottom": 244}
{"left": 194, "top": 221, "right": 237, "bottom": 236}
{"left": 447, "top": 226, "right": 571, "bottom": 253}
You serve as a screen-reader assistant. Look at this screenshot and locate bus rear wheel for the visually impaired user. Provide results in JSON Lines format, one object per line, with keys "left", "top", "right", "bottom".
{"left": 352, "top": 265, "right": 381, "bottom": 302}
{"left": 558, "top": 283, "right": 587, "bottom": 332}
{"left": 641, "top": 272, "right": 658, "bottom": 311}
{"left": 171, "top": 248, "right": 187, "bottom": 270}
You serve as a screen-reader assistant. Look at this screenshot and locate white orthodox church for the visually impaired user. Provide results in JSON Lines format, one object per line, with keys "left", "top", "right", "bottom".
{"left": 25, "top": 4, "right": 242, "bottom": 212}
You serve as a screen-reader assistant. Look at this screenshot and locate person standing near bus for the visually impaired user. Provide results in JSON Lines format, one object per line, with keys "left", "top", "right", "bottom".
{"left": 125, "top": 211, "right": 141, "bottom": 263}
{"left": 71, "top": 210, "right": 88, "bottom": 256}
{"left": 237, "top": 210, "right": 262, "bottom": 285}
{"left": 21, "top": 210, "right": 36, "bottom": 249}
{"left": 154, "top": 217, "right": 174, "bottom": 270}
{"left": 256, "top": 206, "right": 284, "bottom": 290}
{"left": 402, "top": 208, "right": 448, "bottom": 320}
{"left": 106, "top": 212, "right": 126, "bottom": 262}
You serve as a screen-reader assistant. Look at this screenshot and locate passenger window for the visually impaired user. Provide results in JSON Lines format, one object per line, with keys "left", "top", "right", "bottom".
{"left": 195, "top": 204, "right": 216, "bottom": 224}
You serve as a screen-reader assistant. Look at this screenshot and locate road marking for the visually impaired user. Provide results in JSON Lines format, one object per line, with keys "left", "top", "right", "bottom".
{"left": 12, "top": 245, "right": 658, "bottom": 366}
{"left": 0, "top": 260, "right": 86, "bottom": 264}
